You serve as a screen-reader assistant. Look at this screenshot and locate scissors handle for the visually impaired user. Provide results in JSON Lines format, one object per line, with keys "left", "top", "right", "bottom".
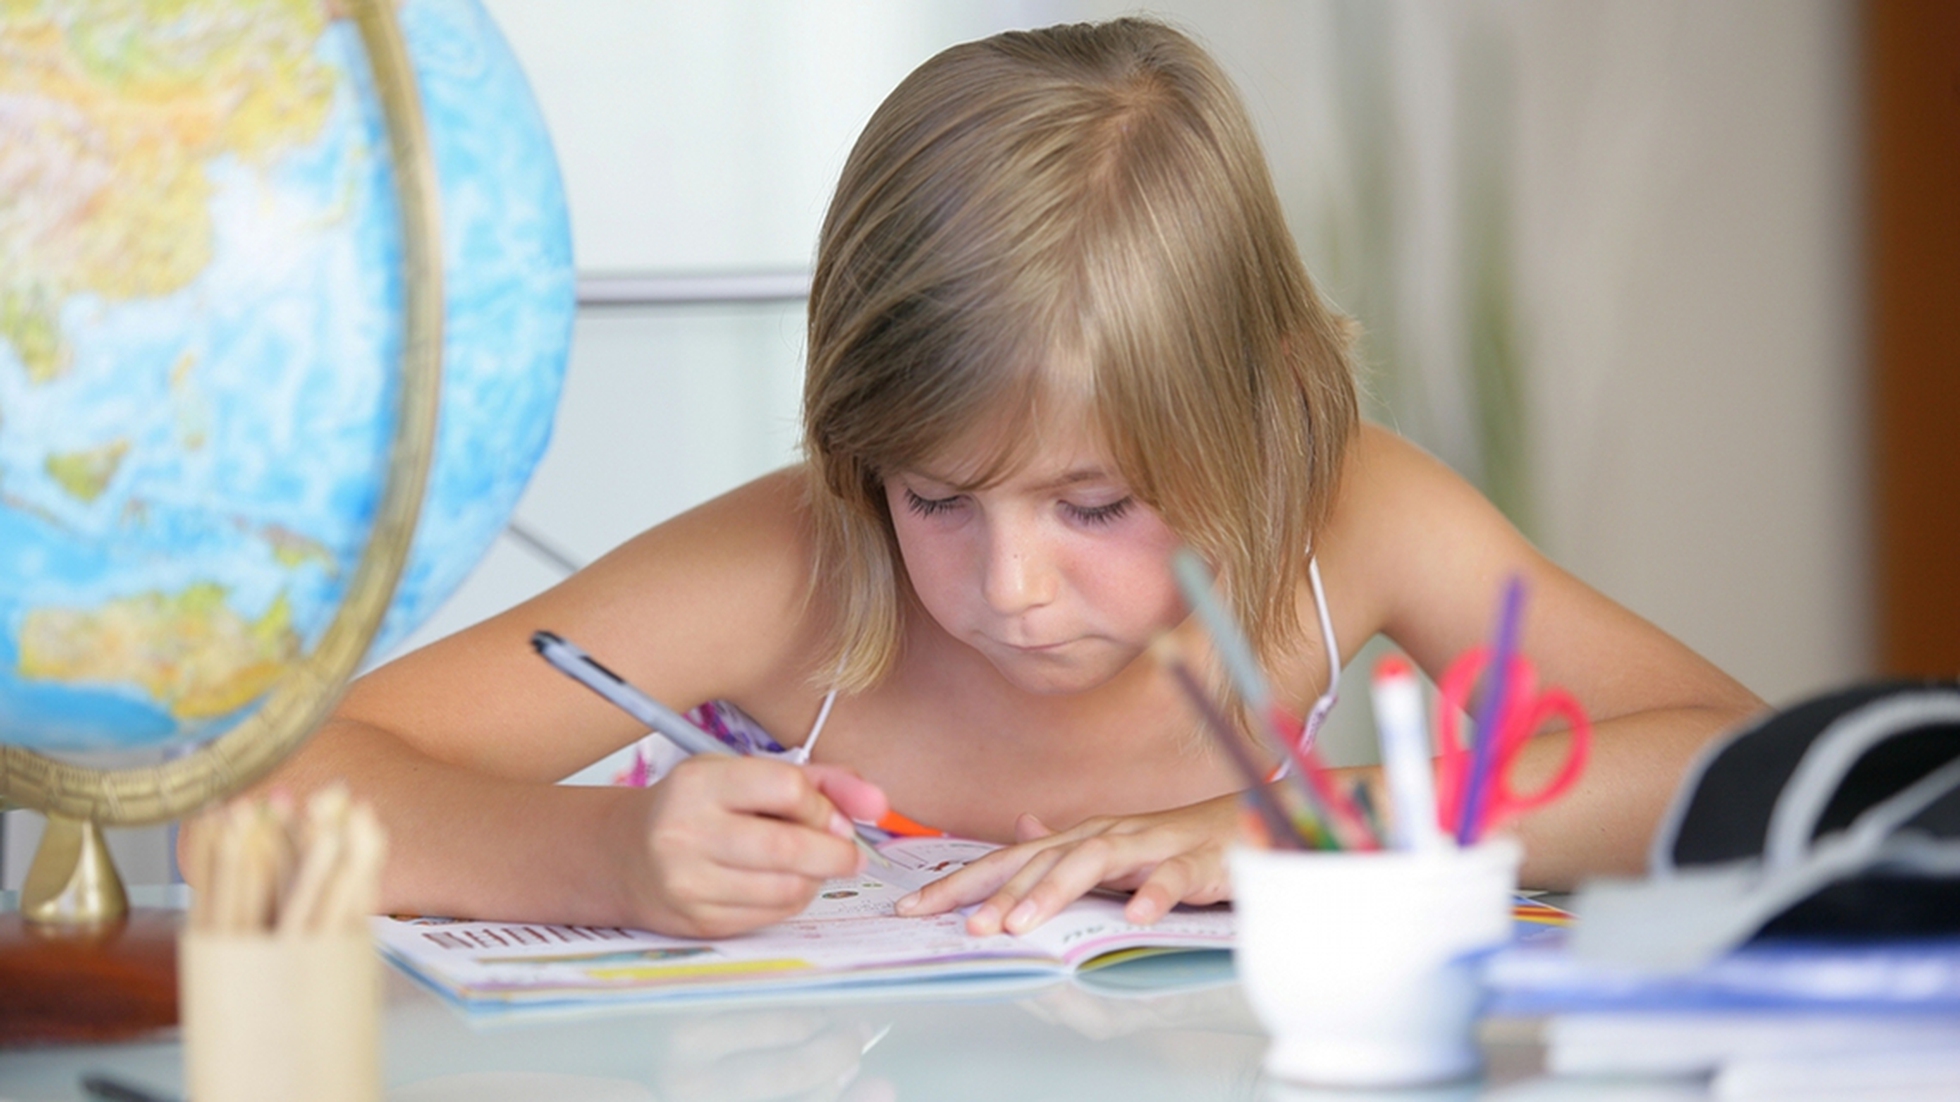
{"left": 1482, "top": 687, "right": 1591, "bottom": 830}
{"left": 1432, "top": 647, "right": 1591, "bottom": 840}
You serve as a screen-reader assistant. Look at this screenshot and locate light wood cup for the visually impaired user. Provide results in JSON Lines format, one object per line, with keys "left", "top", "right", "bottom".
{"left": 180, "top": 930, "right": 381, "bottom": 1102}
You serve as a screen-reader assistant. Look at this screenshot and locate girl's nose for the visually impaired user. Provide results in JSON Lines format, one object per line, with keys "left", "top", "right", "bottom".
{"left": 981, "top": 520, "right": 1056, "bottom": 615}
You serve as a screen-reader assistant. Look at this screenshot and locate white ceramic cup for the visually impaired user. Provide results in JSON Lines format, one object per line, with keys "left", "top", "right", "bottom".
{"left": 1230, "top": 838, "right": 1522, "bottom": 1088}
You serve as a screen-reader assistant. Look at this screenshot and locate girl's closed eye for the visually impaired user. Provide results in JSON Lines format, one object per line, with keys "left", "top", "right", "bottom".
{"left": 903, "top": 487, "right": 963, "bottom": 518}
{"left": 1063, "top": 497, "right": 1134, "bottom": 526}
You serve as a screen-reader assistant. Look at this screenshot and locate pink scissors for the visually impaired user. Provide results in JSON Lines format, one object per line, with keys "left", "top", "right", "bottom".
{"left": 1433, "top": 645, "right": 1592, "bottom": 842}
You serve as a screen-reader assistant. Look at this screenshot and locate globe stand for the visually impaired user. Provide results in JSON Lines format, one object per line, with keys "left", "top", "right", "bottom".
{"left": 0, "top": 0, "right": 443, "bottom": 1051}
{"left": 21, "top": 814, "right": 128, "bottom": 927}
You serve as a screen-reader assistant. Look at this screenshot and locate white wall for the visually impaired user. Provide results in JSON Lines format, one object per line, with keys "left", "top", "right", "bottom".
{"left": 1511, "top": 2, "right": 1867, "bottom": 707}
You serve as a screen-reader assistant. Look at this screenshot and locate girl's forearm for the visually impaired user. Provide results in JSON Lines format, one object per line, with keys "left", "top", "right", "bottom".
{"left": 1507, "top": 702, "right": 1760, "bottom": 889}
{"left": 181, "top": 719, "right": 644, "bottom": 928}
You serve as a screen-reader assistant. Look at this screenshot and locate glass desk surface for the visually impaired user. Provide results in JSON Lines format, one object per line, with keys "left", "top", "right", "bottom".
{"left": 0, "top": 889, "right": 1647, "bottom": 1102}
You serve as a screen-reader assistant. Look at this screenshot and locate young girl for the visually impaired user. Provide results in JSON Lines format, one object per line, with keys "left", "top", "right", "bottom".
{"left": 243, "top": 17, "right": 1763, "bottom": 940}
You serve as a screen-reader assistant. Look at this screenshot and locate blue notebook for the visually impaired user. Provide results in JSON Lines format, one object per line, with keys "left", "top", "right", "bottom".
{"left": 1484, "top": 931, "right": 1960, "bottom": 1016}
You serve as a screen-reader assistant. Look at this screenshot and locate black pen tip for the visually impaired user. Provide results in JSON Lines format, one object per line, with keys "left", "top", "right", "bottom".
{"left": 531, "top": 630, "right": 560, "bottom": 652}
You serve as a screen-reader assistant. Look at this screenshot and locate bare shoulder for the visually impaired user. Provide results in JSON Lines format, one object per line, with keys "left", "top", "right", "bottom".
{"left": 1315, "top": 423, "right": 1760, "bottom": 721}
{"left": 1310, "top": 423, "right": 1497, "bottom": 643}
{"left": 1332, "top": 421, "right": 1483, "bottom": 523}
{"left": 336, "top": 468, "right": 829, "bottom": 781}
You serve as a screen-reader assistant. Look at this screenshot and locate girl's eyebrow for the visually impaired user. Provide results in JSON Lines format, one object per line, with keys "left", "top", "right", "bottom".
{"left": 1032, "top": 467, "right": 1117, "bottom": 493}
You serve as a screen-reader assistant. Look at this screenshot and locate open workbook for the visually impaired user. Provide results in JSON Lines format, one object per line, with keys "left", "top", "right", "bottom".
{"left": 372, "top": 837, "right": 1236, "bottom": 1013}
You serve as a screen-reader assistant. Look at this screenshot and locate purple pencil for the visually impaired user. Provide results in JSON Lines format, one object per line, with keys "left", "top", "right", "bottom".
{"left": 1457, "top": 575, "right": 1525, "bottom": 844}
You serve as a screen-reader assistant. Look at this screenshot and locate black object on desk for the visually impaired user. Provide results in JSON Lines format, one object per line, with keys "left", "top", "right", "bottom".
{"left": 81, "top": 1072, "right": 181, "bottom": 1102}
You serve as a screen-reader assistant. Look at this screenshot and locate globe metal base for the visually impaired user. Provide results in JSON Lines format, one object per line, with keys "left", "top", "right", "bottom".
{"left": 22, "top": 815, "right": 128, "bottom": 928}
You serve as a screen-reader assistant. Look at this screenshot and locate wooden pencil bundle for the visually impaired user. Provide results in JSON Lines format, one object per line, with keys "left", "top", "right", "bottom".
{"left": 187, "top": 784, "right": 388, "bottom": 936}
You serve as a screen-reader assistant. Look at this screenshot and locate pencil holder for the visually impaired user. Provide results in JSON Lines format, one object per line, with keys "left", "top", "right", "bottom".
{"left": 1229, "top": 838, "right": 1521, "bottom": 1088}
{"left": 179, "top": 930, "right": 382, "bottom": 1102}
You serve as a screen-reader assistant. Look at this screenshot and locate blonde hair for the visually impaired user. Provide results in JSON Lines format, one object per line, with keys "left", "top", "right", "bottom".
{"left": 803, "top": 17, "right": 1358, "bottom": 693}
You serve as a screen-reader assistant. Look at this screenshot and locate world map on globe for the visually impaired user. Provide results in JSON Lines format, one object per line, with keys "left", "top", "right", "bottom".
{"left": 0, "top": 0, "right": 574, "bottom": 752}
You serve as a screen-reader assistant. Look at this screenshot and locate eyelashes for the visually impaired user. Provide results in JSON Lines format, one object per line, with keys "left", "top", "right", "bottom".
{"left": 901, "top": 488, "right": 1134, "bottom": 526}
{"left": 902, "top": 488, "right": 961, "bottom": 518}
{"left": 1063, "top": 498, "right": 1133, "bottom": 526}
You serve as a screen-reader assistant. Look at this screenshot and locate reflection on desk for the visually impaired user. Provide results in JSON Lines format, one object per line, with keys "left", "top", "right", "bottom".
{"left": 3, "top": 965, "right": 1274, "bottom": 1102}
{"left": 0, "top": 959, "right": 1566, "bottom": 1102}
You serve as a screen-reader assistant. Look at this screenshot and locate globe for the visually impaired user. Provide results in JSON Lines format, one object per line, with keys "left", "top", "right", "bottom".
{"left": 0, "top": 0, "right": 574, "bottom": 757}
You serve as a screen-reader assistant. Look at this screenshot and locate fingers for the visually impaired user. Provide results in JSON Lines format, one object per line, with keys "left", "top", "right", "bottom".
{"left": 890, "top": 842, "right": 1038, "bottom": 918}
{"left": 999, "top": 841, "right": 1229, "bottom": 932}
{"left": 898, "top": 811, "right": 1234, "bottom": 936}
{"left": 680, "top": 767, "right": 858, "bottom": 878}
{"left": 891, "top": 830, "right": 1102, "bottom": 935}
{"left": 1122, "top": 857, "right": 1198, "bottom": 926}
{"left": 698, "top": 804, "right": 861, "bottom": 880}
{"left": 638, "top": 838, "right": 838, "bottom": 939}
{"left": 1013, "top": 812, "right": 1053, "bottom": 842}
{"left": 805, "top": 763, "right": 890, "bottom": 828}
{"left": 638, "top": 759, "right": 871, "bottom": 935}
{"left": 703, "top": 757, "right": 855, "bottom": 838}
{"left": 980, "top": 838, "right": 1121, "bottom": 936}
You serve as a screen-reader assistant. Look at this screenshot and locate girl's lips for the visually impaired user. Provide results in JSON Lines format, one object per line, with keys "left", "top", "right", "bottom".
{"left": 1010, "top": 637, "right": 1092, "bottom": 657}
{"left": 994, "top": 635, "right": 1070, "bottom": 654}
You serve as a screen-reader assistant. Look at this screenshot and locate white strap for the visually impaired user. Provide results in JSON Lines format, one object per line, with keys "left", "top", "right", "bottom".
{"left": 1304, "top": 556, "right": 1341, "bottom": 740}
{"left": 1270, "top": 557, "right": 1342, "bottom": 780}
{"left": 793, "top": 688, "right": 840, "bottom": 765}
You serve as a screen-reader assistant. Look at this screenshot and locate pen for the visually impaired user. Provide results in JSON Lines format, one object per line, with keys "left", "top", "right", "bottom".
{"left": 1369, "top": 654, "right": 1448, "bottom": 852}
{"left": 530, "top": 630, "right": 903, "bottom": 878}
{"left": 533, "top": 630, "right": 732, "bottom": 758}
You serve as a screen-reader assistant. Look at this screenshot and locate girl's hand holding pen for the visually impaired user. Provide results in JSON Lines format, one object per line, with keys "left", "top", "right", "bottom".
{"left": 620, "top": 756, "right": 888, "bottom": 939}
{"left": 532, "top": 629, "right": 895, "bottom": 937}
{"left": 893, "top": 796, "right": 1240, "bottom": 935}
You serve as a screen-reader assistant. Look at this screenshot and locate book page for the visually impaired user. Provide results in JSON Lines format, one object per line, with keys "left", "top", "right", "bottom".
{"left": 1009, "top": 895, "right": 1235, "bottom": 969}
{"left": 821, "top": 836, "right": 999, "bottom": 907}
{"left": 371, "top": 834, "right": 1235, "bottom": 1009}
{"left": 372, "top": 907, "right": 1061, "bottom": 1008}
{"left": 827, "top": 835, "right": 1235, "bottom": 969}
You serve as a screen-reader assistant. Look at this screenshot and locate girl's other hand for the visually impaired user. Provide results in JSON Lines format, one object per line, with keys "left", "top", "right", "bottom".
{"left": 617, "top": 757, "right": 888, "bottom": 939}
{"left": 891, "top": 795, "right": 1239, "bottom": 935}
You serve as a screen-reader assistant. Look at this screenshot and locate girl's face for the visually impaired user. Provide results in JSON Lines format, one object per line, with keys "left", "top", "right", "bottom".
{"left": 883, "top": 413, "right": 1186, "bottom": 696}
